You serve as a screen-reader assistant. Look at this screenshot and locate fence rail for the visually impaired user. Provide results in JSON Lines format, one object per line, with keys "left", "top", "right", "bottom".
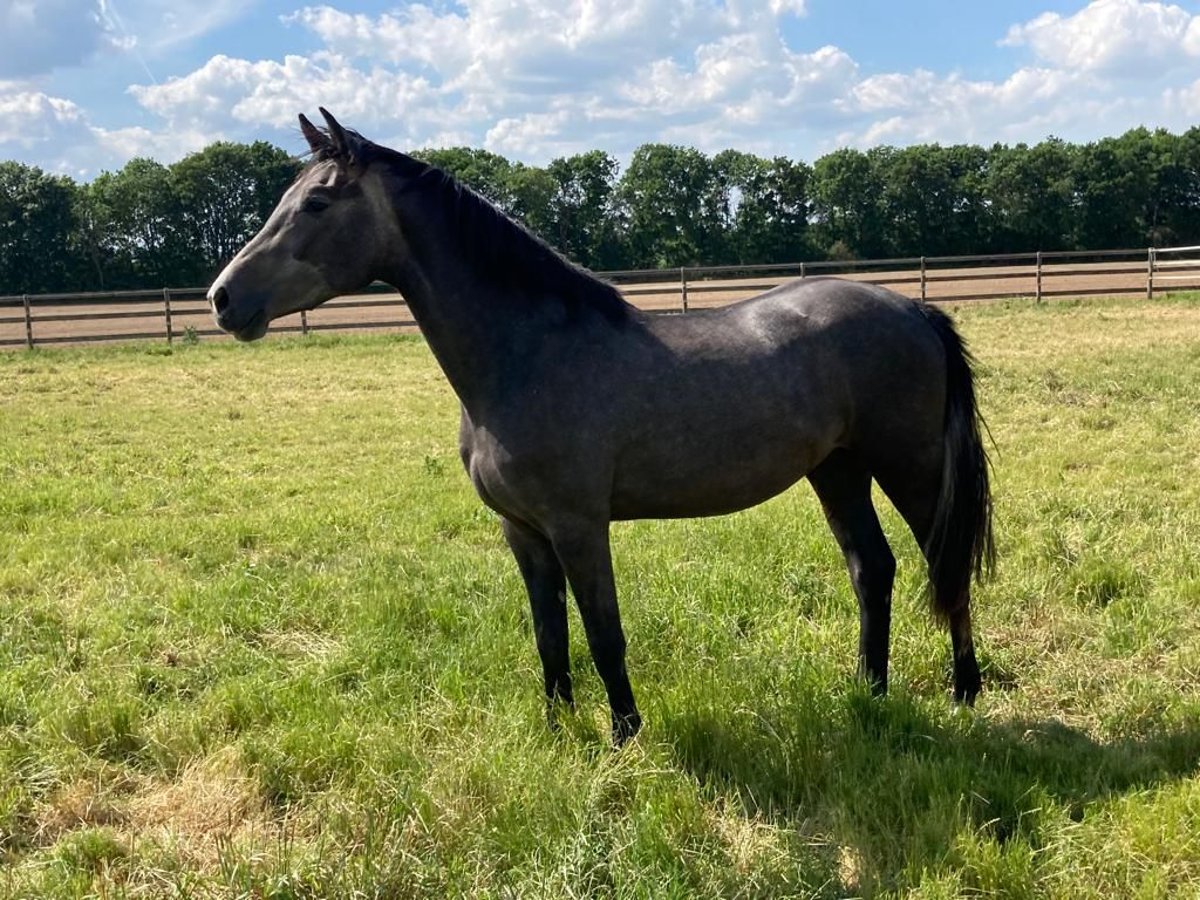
{"left": 3, "top": 246, "right": 1199, "bottom": 350}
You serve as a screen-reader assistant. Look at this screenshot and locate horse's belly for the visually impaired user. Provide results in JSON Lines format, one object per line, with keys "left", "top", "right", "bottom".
{"left": 610, "top": 473, "right": 803, "bottom": 520}
{"left": 609, "top": 425, "right": 828, "bottom": 520}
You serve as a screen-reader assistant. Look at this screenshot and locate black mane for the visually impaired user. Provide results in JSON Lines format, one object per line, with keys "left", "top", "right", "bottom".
{"left": 333, "top": 139, "right": 631, "bottom": 324}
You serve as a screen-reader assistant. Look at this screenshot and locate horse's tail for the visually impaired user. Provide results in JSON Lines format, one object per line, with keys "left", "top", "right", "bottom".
{"left": 919, "top": 304, "right": 995, "bottom": 619}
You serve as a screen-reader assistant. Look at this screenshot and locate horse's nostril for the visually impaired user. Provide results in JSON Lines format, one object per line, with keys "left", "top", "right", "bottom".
{"left": 212, "top": 286, "right": 230, "bottom": 315}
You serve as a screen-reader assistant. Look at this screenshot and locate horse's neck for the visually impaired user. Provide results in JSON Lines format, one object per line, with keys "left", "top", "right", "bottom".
{"left": 382, "top": 229, "right": 519, "bottom": 412}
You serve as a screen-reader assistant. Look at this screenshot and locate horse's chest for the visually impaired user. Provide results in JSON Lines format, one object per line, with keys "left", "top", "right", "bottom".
{"left": 458, "top": 427, "right": 549, "bottom": 522}
{"left": 462, "top": 448, "right": 509, "bottom": 515}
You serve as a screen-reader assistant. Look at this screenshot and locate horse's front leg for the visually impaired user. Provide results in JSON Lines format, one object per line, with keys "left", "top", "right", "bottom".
{"left": 501, "top": 518, "right": 574, "bottom": 724}
{"left": 550, "top": 520, "right": 641, "bottom": 745}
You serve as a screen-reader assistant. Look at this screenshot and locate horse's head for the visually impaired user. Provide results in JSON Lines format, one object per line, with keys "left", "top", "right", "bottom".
{"left": 207, "top": 109, "right": 399, "bottom": 341}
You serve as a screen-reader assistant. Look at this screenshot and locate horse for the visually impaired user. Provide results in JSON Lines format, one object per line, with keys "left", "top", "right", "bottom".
{"left": 208, "top": 109, "right": 994, "bottom": 745}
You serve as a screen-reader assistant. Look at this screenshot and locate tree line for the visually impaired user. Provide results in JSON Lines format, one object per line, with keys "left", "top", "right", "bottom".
{"left": 2, "top": 126, "right": 1198, "bottom": 296}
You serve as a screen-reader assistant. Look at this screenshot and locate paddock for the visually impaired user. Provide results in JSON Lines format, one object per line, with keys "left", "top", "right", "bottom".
{"left": 1, "top": 294, "right": 1198, "bottom": 895}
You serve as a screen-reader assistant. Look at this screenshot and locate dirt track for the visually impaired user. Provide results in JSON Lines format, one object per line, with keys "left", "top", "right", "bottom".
{"left": 3, "top": 258, "right": 1196, "bottom": 349}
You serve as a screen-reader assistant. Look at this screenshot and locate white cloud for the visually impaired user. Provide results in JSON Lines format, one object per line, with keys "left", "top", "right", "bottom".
{"left": 0, "top": 0, "right": 111, "bottom": 77}
{"left": 848, "top": 66, "right": 1085, "bottom": 120}
{"left": 604, "top": 35, "right": 858, "bottom": 156}
{"left": 1003, "top": 0, "right": 1200, "bottom": 78}
{"left": 8, "top": 0, "right": 1200, "bottom": 178}
{"left": 284, "top": 0, "right": 810, "bottom": 110}
{"left": 129, "top": 52, "right": 443, "bottom": 142}
{"left": 133, "top": 0, "right": 252, "bottom": 53}
{"left": 769, "top": 0, "right": 806, "bottom": 15}
{"left": 0, "top": 0, "right": 254, "bottom": 78}
{"left": 823, "top": 1, "right": 1200, "bottom": 152}
{"left": 282, "top": 5, "right": 470, "bottom": 72}
{"left": 0, "top": 85, "right": 207, "bottom": 175}
{"left": 0, "top": 90, "right": 90, "bottom": 146}
{"left": 835, "top": 67, "right": 1110, "bottom": 149}
{"left": 1164, "top": 77, "right": 1200, "bottom": 116}
{"left": 129, "top": 0, "right": 830, "bottom": 160}
{"left": 485, "top": 110, "right": 574, "bottom": 158}
{"left": 93, "top": 123, "right": 209, "bottom": 163}
{"left": 115, "top": 0, "right": 1200, "bottom": 168}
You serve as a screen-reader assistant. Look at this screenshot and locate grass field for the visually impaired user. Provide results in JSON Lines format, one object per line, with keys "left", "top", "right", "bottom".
{"left": 2, "top": 295, "right": 1200, "bottom": 898}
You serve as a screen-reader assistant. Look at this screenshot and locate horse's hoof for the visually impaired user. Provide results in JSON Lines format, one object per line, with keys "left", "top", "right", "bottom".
{"left": 953, "top": 682, "right": 981, "bottom": 706}
{"left": 612, "top": 710, "right": 642, "bottom": 746}
{"left": 544, "top": 694, "right": 575, "bottom": 731}
{"left": 953, "top": 691, "right": 979, "bottom": 708}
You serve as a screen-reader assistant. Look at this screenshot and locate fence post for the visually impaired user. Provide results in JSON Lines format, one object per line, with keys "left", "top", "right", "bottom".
{"left": 1146, "top": 247, "right": 1154, "bottom": 299}
{"left": 680, "top": 267, "right": 689, "bottom": 313}
{"left": 162, "top": 287, "right": 174, "bottom": 343}
{"left": 22, "top": 294, "right": 33, "bottom": 349}
{"left": 301, "top": 309, "right": 309, "bottom": 336}
{"left": 919, "top": 256, "right": 927, "bottom": 302}
{"left": 1035, "top": 251, "right": 1043, "bottom": 303}
{"left": 799, "top": 262, "right": 806, "bottom": 280}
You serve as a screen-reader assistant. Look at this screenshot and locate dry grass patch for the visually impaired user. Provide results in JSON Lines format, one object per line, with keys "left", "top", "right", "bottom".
{"left": 34, "top": 747, "right": 308, "bottom": 877}
{"left": 707, "top": 803, "right": 794, "bottom": 875}
{"left": 35, "top": 770, "right": 135, "bottom": 845}
{"left": 258, "top": 629, "right": 342, "bottom": 660}
{"left": 125, "top": 746, "right": 286, "bottom": 867}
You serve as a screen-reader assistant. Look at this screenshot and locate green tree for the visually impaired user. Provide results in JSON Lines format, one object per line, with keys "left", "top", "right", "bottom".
{"left": 810, "top": 148, "right": 886, "bottom": 259}
{"left": 713, "top": 150, "right": 811, "bottom": 264}
{"left": 72, "top": 178, "right": 116, "bottom": 290}
{"left": 942, "top": 144, "right": 992, "bottom": 255}
{"left": 413, "top": 147, "right": 519, "bottom": 210}
{"left": 0, "top": 161, "right": 84, "bottom": 294}
{"left": 170, "top": 141, "right": 300, "bottom": 283}
{"left": 506, "top": 163, "right": 558, "bottom": 243}
{"left": 1163, "top": 126, "right": 1200, "bottom": 245}
{"left": 1123, "top": 126, "right": 1199, "bottom": 247}
{"left": 545, "top": 150, "right": 625, "bottom": 269}
{"left": 1072, "top": 135, "right": 1145, "bottom": 250}
{"left": 13, "top": 125, "right": 1200, "bottom": 298}
{"left": 874, "top": 144, "right": 992, "bottom": 257}
{"left": 617, "top": 144, "right": 727, "bottom": 268}
{"left": 985, "top": 138, "right": 1076, "bottom": 252}
{"left": 85, "top": 158, "right": 183, "bottom": 288}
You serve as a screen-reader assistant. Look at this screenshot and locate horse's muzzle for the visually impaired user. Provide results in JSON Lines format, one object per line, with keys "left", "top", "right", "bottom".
{"left": 208, "top": 286, "right": 268, "bottom": 342}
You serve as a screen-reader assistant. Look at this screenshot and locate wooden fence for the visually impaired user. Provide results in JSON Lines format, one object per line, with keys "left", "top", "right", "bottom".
{"left": 3, "top": 246, "right": 1199, "bottom": 350}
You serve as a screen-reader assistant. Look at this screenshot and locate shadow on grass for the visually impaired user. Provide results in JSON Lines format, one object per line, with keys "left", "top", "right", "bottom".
{"left": 663, "top": 690, "right": 1200, "bottom": 894}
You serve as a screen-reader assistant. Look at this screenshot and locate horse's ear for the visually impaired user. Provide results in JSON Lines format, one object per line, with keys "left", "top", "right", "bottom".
{"left": 318, "top": 107, "right": 362, "bottom": 165}
{"left": 299, "top": 113, "right": 329, "bottom": 156}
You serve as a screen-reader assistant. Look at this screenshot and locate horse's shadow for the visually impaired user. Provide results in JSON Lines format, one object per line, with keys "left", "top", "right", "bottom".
{"left": 660, "top": 690, "right": 1200, "bottom": 895}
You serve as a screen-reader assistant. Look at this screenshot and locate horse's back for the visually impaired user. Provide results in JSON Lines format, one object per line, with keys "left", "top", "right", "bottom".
{"left": 603, "top": 278, "right": 948, "bottom": 519}
{"left": 642, "top": 277, "right": 945, "bottom": 403}
{"left": 732, "top": 276, "right": 936, "bottom": 340}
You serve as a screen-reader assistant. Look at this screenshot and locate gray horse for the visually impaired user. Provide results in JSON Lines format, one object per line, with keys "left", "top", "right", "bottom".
{"left": 209, "top": 109, "right": 994, "bottom": 744}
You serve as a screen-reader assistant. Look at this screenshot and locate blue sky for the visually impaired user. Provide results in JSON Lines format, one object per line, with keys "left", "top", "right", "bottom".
{"left": 3, "top": 0, "right": 1200, "bottom": 177}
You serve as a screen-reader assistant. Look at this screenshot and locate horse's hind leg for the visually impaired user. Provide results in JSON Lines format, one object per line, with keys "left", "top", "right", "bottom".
{"left": 501, "top": 518, "right": 574, "bottom": 721}
{"left": 875, "top": 464, "right": 981, "bottom": 705}
{"left": 947, "top": 605, "right": 980, "bottom": 705}
{"left": 808, "top": 450, "right": 897, "bottom": 695}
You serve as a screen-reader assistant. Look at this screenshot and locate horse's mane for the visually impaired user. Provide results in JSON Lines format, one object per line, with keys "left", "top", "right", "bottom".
{"left": 312, "top": 136, "right": 630, "bottom": 324}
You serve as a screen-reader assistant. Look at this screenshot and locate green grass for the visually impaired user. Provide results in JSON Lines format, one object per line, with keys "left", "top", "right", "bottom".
{"left": 2, "top": 295, "right": 1200, "bottom": 898}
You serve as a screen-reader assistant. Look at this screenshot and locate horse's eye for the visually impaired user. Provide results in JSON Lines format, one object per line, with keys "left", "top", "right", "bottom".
{"left": 302, "top": 195, "right": 331, "bottom": 214}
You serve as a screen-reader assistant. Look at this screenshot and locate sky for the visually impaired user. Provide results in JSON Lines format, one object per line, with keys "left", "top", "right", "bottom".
{"left": 2, "top": 0, "right": 1200, "bottom": 178}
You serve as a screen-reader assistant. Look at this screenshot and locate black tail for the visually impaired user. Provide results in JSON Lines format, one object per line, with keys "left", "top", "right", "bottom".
{"left": 919, "top": 304, "right": 995, "bottom": 619}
